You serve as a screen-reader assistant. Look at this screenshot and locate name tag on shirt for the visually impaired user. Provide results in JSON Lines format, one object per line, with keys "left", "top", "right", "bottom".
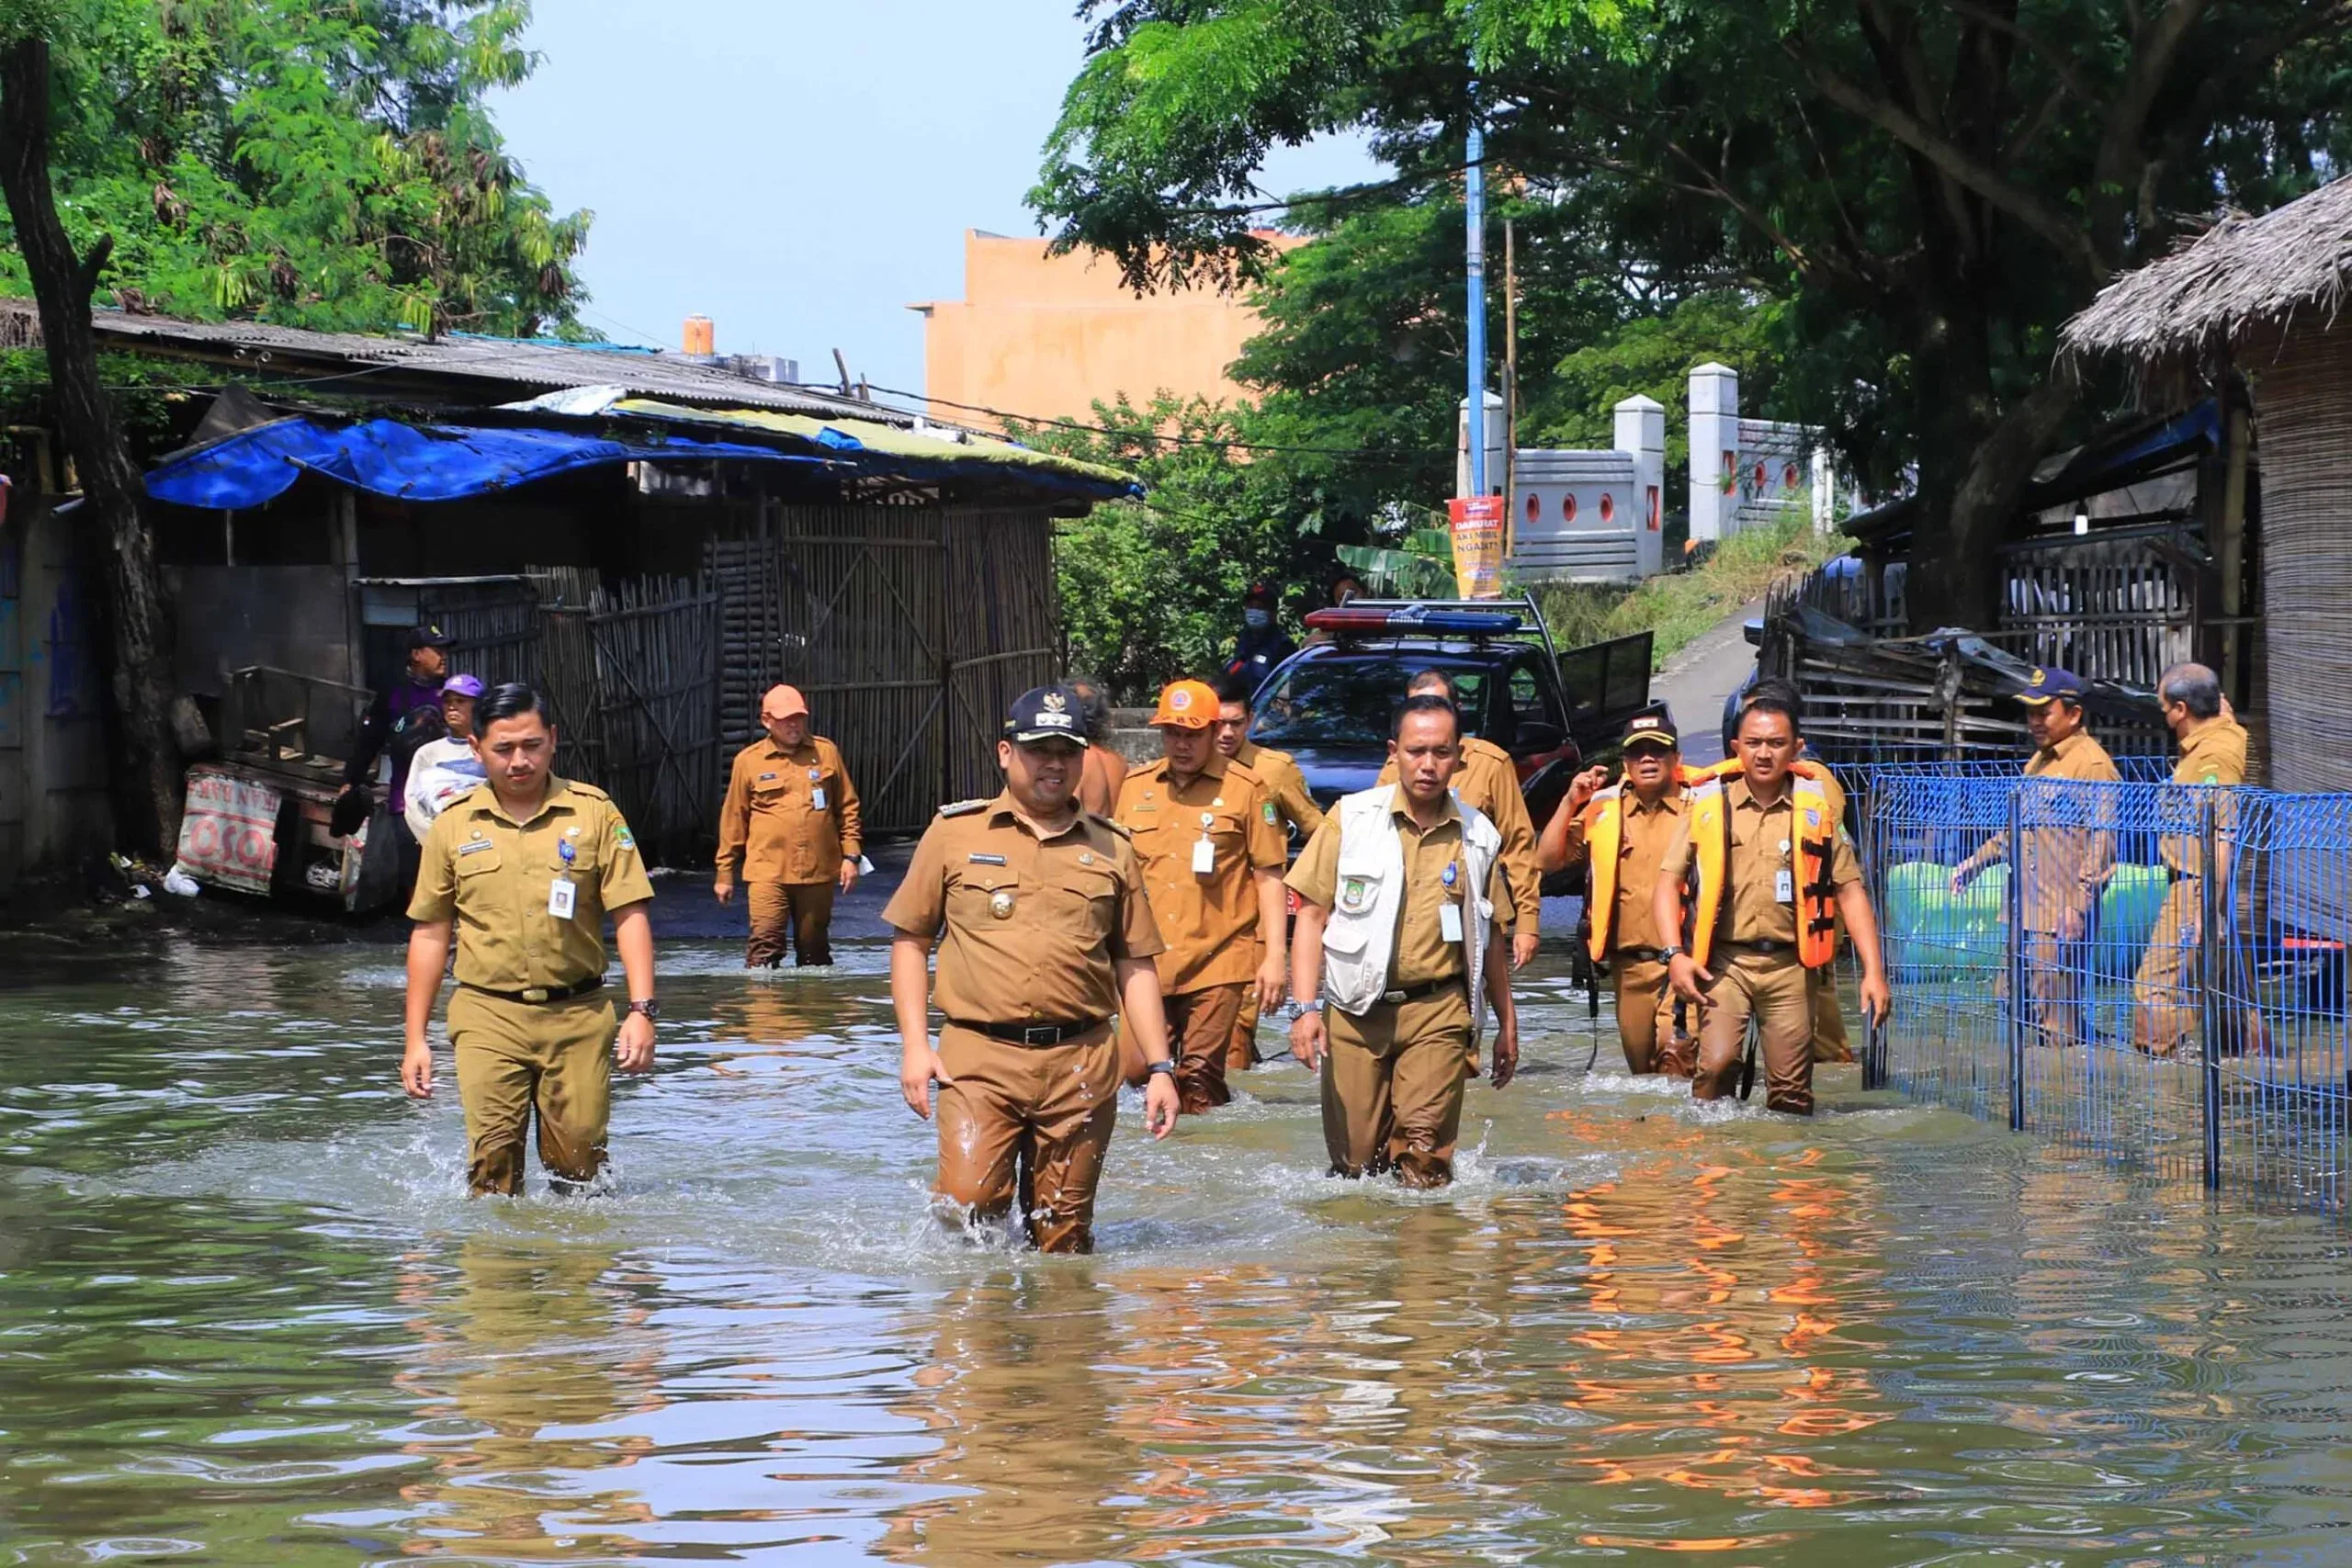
{"left": 548, "top": 877, "right": 577, "bottom": 919}
{"left": 1192, "top": 837, "right": 1216, "bottom": 875}
{"left": 1775, "top": 868, "right": 1794, "bottom": 903}
{"left": 1440, "top": 901, "right": 1464, "bottom": 943}
{"left": 811, "top": 787, "right": 828, "bottom": 811}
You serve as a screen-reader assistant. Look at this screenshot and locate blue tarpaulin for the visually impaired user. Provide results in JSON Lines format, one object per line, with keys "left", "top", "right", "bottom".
{"left": 145, "top": 418, "right": 826, "bottom": 509}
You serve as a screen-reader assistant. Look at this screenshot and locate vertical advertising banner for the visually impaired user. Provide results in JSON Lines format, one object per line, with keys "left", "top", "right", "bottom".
{"left": 1447, "top": 496, "right": 1506, "bottom": 600}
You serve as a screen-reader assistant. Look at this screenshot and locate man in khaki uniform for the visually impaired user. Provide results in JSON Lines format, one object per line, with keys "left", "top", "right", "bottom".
{"left": 715, "top": 683, "right": 863, "bottom": 968}
{"left": 1069, "top": 675, "right": 1130, "bottom": 817}
{"left": 1947, "top": 668, "right": 2120, "bottom": 1048}
{"left": 885, "top": 683, "right": 1181, "bottom": 1254}
{"left": 1656, "top": 693, "right": 1891, "bottom": 1116}
{"left": 401, "top": 683, "right": 660, "bottom": 1197}
{"left": 2135, "top": 661, "right": 2254, "bottom": 1056}
{"left": 1540, "top": 711, "right": 1691, "bottom": 1076}
{"left": 1114, "top": 679, "right": 1288, "bottom": 1111}
{"left": 1286, "top": 694, "right": 1521, "bottom": 1189}
{"left": 1375, "top": 668, "right": 1541, "bottom": 967}
{"left": 1213, "top": 670, "right": 1325, "bottom": 1074}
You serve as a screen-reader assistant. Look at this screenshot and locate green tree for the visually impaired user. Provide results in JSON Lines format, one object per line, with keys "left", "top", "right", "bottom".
{"left": 1034, "top": 0, "right": 2352, "bottom": 628}
{"left": 8, "top": 0, "right": 589, "bottom": 335}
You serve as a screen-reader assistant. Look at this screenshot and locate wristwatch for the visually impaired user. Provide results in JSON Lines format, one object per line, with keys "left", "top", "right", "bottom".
{"left": 1658, "top": 946, "right": 1685, "bottom": 964}
{"left": 1282, "top": 998, "right": 1326, "bottom": 1021}
{"left": 627, "top": 998, "right": 661, "bottom": 1021}
{"left": 1146, "top": 1058, "right": 1176, "bottom": 1078}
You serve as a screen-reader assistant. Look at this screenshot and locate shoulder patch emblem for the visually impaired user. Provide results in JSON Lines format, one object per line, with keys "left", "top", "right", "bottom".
{"left": 614, "top": 824, "right": 637, "bottom": 851}
{"left": 938, "top": 798, "right": 990, "bottom": 818}
{"left": 1263, "top": 801, "right": 1279, "bottom": 824}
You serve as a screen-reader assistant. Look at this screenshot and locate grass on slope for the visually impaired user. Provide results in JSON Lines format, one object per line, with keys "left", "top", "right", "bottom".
{"left": 1532, "top": 514, "right": 1849, "bottom": 668}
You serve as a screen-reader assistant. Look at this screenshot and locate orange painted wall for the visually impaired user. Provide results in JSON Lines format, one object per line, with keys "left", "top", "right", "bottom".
{"left": 912, "top": 231, "right": 1297, "bottom": 430}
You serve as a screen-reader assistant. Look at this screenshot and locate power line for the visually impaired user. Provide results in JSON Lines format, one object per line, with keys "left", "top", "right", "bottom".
{"left": 859, "top": 380, "right": 1451, "bottom": 463}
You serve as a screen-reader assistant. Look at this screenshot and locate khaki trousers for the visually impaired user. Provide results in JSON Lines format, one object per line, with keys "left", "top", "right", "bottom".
{"left": 448, "top": 987, "right": 616, "bottom": 1196}
{"left": 1227, "top": 944, "right": 1266, "bottom": 1073}
{"left": 2133, "top": 880, "right": 2199, "bottom": 1056}
{"left": 747, "top": 880, "right": 835, "bottom": 968}
{"left": 1321, "top": 988, "right": 1473, "bottom": 1189}
{"left": 1690, "top": 953, "right": 1819, "bottom": 1116}
{"left": 933, "top": 1022, "right": 1120, "bottom": 1254}
{"left": 1610, "top": 955, "right": 1684, "bottom": 1076}
{"left": 1163, "top": 982, "right": 1245, "bottom": 1113}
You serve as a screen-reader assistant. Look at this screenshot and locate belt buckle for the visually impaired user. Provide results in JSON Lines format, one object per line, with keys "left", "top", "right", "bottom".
{"left": 1022, "top": 1024, "right": 1057, "bottom": 1045}
{"left": 1381, "top": 988, "right": 1407, "bottom": 1004}
{"left": 521, "top": 987, "right": 550, "bottom": 1003}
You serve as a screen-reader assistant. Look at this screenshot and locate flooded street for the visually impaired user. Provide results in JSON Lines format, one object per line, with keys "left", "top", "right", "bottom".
{"left": 6, "top": 925, "right": 2352, "bottom": 1565}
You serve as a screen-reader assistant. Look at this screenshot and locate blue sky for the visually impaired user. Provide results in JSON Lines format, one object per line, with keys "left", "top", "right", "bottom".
{"left": 496, "top": 1, "right": 1381, "bottom": 400}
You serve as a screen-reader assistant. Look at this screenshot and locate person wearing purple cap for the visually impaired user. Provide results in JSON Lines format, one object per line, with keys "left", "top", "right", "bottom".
{"left": 1949, "top": 666, "right": 2120, "bottom": 1048}
{"left": 403, "top": 674, "right": 489, "bottom": 842}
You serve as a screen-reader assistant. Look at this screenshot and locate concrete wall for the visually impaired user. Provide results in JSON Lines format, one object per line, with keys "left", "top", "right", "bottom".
{"left": 0, "top": 499, "right": 115, "bottom": 880}
{"left": 915, "top": 231, "right": 1298, "bottom": 429}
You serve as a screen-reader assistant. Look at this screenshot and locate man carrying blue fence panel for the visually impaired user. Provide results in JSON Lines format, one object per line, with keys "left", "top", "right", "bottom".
{"left": 1654, "top": 692, "right": 1891, "bottom": 1116}
{"left": 1947, "top": 668, "right": 2120, "bottom": 1048}
{"left": 2136, "top": 663, "right": 2258, "bottom": 1057}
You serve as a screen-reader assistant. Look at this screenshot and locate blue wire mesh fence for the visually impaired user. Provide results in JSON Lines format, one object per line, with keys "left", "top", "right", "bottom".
{"left": 1854, "top": 761, "right": 2352, "bottom": 1213}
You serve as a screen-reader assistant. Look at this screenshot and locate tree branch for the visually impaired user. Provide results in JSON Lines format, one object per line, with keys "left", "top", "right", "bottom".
{"left": 1932, "top": 0, "right": 2089, "bottom": 104}
{"left": 1787, "top": 41, "right": 2106, "bottom": 279}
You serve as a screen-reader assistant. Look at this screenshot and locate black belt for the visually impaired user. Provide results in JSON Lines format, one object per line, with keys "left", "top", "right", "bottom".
{"left": 1373, "top": 977, "right": 1463, "bottom": 1007}
{"left": 1616, "top": 945, "right": 1664, "bottom": 961}
{"left": 461, "top": 976, "right": 605, "bottom": 1005}
{"left": 1724, "top": 939, "right": 1794, "bottom": 955}
{"left": 950, "top": 1018, "right": 1110, "bottom": 1046}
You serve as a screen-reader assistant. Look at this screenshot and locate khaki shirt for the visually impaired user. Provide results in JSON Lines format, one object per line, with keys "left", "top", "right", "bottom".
{"left": 2165, "top": 716, "right": 2249, "bottom": 874}
{"left": 1078, "top": 746, "right": 1130, "bottom": 818}
{"left": 1562, "top": 783, "right": 1687, "bottom": 952}
{"left": 409, "top": 778, "right": 656, "bottom": 992}
{"left": 1377, "top": 735, "right": 1540, "bottom": 934}
{"left": 1233, "top": 739, "right": 1324, "bottom": 839}
{"left": 1288, "top": 787, "right": 1508, "bottom": 988}
{"left": 881, "top": 793, "right": 1164, "bottom": 1026}
{"left": 1114, "top": 756, "right": 1287, "bottom": 994}
{"left": 717, "top": 735, "right": 863, "bottom": 885}
{"left": 1967, "top": 730, "right": 2120, "bottom": 929}
{"left": 1658, "top": 775, "right": 1862, "bottom": 943}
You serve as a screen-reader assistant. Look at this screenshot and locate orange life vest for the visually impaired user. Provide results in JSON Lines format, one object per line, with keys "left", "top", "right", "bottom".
{"left": 1580, "top": 763, "right": 1706, "bottom": 964}
{"left": 1679, "top": 766, "right": 1839, "bottom": 971}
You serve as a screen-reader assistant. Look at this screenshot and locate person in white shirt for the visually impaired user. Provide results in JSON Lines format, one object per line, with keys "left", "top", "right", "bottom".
{"left": 403, "top": 674, "right": 488, "bottom": 842}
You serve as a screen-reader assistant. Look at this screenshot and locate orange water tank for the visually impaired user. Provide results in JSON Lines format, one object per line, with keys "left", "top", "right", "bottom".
{"left": 682, "top": 315, "right": 715, "bottom": 356}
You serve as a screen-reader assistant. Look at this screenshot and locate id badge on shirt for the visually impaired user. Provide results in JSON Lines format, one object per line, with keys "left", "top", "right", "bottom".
{"left": 1440, "top": 900, "right": 1464, "bottom": 943}
{"left": 1774, "top": 867, "right": 1794, "bottom": 904}
{"left": 1192, "top": 836, "right": 1216, "bottom": 875}
{"left": 811, "top": 786, "right": 828, "bottom": 811}
{"left": 548, "top": 877, "right": 578, "bottom": 919}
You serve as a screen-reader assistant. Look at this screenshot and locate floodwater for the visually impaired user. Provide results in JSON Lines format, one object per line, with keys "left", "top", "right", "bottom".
{"left": 4, "top": 927, "right": 2351, "bottom": 1566}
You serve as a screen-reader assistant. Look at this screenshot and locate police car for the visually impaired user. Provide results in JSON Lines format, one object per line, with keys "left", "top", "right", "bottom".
{"left": 1243, "top": 594, "right": 1654, "bottom": 876}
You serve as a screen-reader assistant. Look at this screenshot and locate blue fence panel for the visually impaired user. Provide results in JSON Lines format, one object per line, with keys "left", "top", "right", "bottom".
{"left": 1854, "top": 760, "right": 2352, "bottom": 1214}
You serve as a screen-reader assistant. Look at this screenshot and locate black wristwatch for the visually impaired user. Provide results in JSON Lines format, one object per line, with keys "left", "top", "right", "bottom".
{"left": 627, "top": 998, "right": 660, "bottom": 1021}
{"left": 1146, "top": 1059, "right": 1176, "bottom": 1078}
{"left": 1658, "top": 946, "right": 1685, "bottom": 964}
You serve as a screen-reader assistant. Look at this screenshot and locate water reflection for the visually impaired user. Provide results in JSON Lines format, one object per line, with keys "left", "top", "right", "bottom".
{"left": 1, "top": 935, "right": 2351, "bottom": 1564}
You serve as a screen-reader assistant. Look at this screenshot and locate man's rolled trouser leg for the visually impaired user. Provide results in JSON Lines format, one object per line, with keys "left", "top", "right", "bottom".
{"left": 449, "top": 988, "right": 613, "bottom": 1196}
{"left": 533, "top": 997, "right": 617, "bottom": 1192}
{"left": 1227, "top": 947, "right": 1264, "bottom": 1073}
{"left": 1020, "top": 1027, "right": 1121, "bottom": 1253}
{"left": 1384, "top": 992, "right": 1473, "bottom": 1188}
{"left": 1321, "top": 1010, "right": 1397, "bottom": 1179}
{"left": 745, "top": 882, "right": 791, "bottom": 968}
{"left": 1614, "top": 956, "right": 1673, "bottom": 1074}
{"left": 2133, "top": 881, "right": 2199, "bottom": 1055}
{"left": 1165, "top": 982, "right": 1245, "bottom": 1112}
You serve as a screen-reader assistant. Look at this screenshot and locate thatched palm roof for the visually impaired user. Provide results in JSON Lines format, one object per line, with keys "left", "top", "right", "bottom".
{"left": 2063, "top": 177, "right": 2352, "bottom": 362}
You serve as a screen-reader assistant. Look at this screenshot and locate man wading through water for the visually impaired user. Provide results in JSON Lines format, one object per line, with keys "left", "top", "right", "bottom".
{"left": 1285, "top": 693, "right": 1520, "bottom": 1188}
{"left": 1654, "top": 692, "right": 1890, "bottom": 1115}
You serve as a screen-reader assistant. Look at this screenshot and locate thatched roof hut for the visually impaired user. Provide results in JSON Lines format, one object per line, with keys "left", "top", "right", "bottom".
{"left": 2063, "top": 177, "right": 2352, "bottom": 794}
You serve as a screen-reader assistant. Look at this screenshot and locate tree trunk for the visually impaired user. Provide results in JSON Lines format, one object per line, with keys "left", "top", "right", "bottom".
{"left": 0, "top": 37, "right": 181, "bottom": 854}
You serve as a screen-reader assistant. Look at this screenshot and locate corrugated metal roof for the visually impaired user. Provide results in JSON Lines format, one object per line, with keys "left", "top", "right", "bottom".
{"left": 3, "top": 300, "right": 899, "bottom": 424}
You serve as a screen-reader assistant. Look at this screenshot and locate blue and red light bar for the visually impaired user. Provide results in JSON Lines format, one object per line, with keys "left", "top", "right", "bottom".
{"left": 1304, "top": 604, "right": 1524, "bottom": 636}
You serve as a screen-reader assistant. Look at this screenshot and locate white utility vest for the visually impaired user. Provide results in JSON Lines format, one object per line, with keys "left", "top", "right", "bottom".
{"left": 1318, "top": 786, "right": 1503, "bottom": 1049}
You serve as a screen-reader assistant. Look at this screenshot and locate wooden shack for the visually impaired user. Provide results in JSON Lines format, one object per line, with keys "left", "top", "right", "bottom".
{"left": 2061, "top": 177, "right": 2352, "bottom": 792}
{"left": 0, "top": 304, "right": 1135, "bottom": 876}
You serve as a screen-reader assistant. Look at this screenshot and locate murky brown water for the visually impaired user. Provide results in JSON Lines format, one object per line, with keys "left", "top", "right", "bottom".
{"left": 4, "top": 927, "right": 2350, "bottom": 1565}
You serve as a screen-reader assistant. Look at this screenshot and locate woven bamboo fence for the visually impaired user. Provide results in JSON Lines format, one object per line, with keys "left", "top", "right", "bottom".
{"left": 2248, "top": 318, "right": 2352, "bottom": 796}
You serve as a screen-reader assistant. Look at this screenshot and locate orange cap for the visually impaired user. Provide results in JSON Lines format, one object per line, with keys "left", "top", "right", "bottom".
{"left": 1151, "top": 679, "right": 1218, "bottom": 728}
{"left": 762, "top": 683, "right": 809, "bottom": 720}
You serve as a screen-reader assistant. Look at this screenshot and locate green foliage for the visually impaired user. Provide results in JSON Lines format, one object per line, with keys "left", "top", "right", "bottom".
{"left": 1023, "top": 394, "right": 1327, "bottom": 702}
{"left": 1335, "top": 529, "right": 1453, "bottom": 598}
{"left": 1038, "top": 0, "right": 2352, "bottom": 621}
{"left": 1536, "top": 293, "right": 1782, "bottom": 469}
{"left": 1534, "top": 513, "right": 1846, "bottom": 671}
{"left": 1, "top": 0, "right": 588, "bottom": 336}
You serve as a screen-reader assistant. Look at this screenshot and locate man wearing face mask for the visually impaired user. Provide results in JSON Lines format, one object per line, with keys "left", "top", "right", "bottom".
{"left": 1226, "top": 582, "right": 1296, "bottom": 688}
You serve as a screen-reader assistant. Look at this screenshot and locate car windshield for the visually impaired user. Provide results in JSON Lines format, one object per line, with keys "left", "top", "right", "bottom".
{"left": 1250, "top": 655, "right": 1493, "bottom": 748}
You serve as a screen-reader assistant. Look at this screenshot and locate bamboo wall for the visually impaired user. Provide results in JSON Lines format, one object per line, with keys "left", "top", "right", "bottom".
{"left": 2250, "top": 318, "right": 2352, "bottom": 796}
